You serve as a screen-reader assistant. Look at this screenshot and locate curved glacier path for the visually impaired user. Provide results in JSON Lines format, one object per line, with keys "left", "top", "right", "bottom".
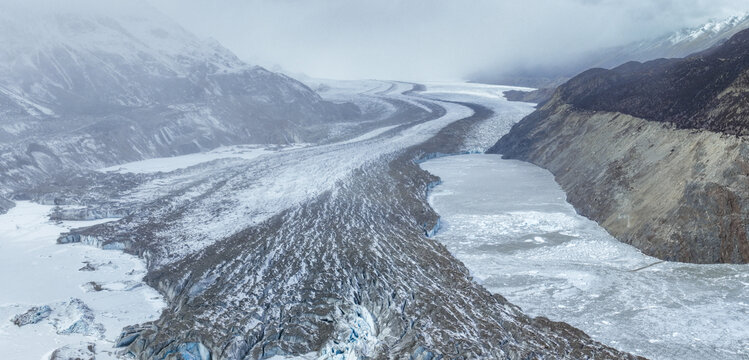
{"left": 420, "top": 154, "right": 749, "bottom": 360}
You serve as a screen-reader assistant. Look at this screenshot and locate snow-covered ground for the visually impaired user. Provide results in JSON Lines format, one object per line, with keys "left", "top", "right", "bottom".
{"left": 421, "top": 154, "right": 749, "bottom": 360}
{"left": 0, "top": 202, "right": 165, "bottom": 359}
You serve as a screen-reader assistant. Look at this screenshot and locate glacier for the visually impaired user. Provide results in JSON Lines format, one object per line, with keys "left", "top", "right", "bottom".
{"left": 49, "top": 81, "right": 637, "bottom": 359}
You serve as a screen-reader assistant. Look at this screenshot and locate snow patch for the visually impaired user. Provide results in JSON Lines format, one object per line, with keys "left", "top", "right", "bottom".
{"left": 0, "top": 202, "right": 166, "bottom": 359}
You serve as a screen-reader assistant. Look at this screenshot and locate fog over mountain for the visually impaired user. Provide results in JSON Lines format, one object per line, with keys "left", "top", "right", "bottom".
{"left": 150, "top": 0, "right": 749, "bottom": 80}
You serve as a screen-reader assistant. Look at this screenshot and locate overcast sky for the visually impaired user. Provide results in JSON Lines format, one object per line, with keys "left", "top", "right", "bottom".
{"left": 149, "top": 0, "right": 749, "bottom": 81}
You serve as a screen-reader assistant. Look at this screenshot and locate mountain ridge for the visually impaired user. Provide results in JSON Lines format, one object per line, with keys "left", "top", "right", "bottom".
{"left": 491, "top": 28, "right": 749, "bottom": 264}
{"left": 475, "top": 12, "right": 749, "bottom": 88}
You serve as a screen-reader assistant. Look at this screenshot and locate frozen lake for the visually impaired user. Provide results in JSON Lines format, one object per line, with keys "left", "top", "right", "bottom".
{"left": 421, "top": 154, "right": 749, "bottom": 360}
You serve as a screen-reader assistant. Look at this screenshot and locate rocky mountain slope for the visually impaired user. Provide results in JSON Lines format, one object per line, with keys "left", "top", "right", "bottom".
{"left": 490, "top": 28, "right": 749, "bottom": 264}
{"left": 0, "top": 2, "right": 355, "bottom": 202}
{"left": 477, "top": 13, "right": 749, "bottom": 88}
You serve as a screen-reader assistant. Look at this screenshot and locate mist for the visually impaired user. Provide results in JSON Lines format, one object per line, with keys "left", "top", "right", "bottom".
{"left": 144, "top": 0, "right": 748, "bottom": 81}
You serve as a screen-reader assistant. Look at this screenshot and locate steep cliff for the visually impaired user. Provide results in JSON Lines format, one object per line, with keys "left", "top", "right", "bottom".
{"left": 490, "top": 29, "right": 749, "bottom": 264}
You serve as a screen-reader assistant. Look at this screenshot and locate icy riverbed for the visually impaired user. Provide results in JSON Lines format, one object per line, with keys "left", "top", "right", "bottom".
{"left": 421, "top": 154, "right": 749, "bottom": 360}
{"left": 0, "top": 202, "right": 165, "bottom": 359}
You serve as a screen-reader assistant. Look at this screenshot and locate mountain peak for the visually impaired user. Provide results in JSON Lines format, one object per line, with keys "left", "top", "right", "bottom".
{"left": 668, "top": 13, "right": 749, "bottom": 45}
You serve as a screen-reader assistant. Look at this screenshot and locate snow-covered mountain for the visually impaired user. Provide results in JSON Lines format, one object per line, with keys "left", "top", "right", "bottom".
{"left": 589, "top": 12, "right": 749, "bottom": 69}
{"left": 0, "top": 1, "right": 243, "bottom": 114}
{"left": 475, "top": 12, "right": 749, "bottom": 87}
{"left": 0, "top": 1, "right": 355, "bottom": 197}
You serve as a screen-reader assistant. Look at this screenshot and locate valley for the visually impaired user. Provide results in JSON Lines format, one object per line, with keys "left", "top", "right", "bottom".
{"left": 2, "top": 2, "right": 749, "bottom": 359}
{"left": 2, "top": 80, "right": 640, "bottom": 359}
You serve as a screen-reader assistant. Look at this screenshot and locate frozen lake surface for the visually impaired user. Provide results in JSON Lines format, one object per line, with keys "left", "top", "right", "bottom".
{"left": 0, "top": 202, "right": 165, "bottom": 359}
{"left": 421, "top": 154, "right": 749, "bottom": 360}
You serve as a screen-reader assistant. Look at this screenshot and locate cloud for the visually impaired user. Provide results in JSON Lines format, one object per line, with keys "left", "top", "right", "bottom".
{"left": 148, "top": 0, "right": 749, "bottom": 81}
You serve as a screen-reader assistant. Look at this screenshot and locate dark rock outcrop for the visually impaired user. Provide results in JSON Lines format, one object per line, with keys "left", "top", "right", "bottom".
{"left": 554, "top": 28, "right": 749, "bottom": 136}
{"left": 49, "top": 343, "right": 96, "bottom": 360}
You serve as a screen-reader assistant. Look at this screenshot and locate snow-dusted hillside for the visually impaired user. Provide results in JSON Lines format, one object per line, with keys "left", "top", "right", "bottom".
{"left": 0, "top": 0, "right": 247, "bottom": 115}
{"left": 0, "top": 1, "right": 357, "bottom": 201}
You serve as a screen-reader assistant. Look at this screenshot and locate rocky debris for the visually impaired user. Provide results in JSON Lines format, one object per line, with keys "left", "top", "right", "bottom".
{"left": 78, "top": 261, "right": 116, "bottom": 272}
{"left": 11, "top": 299, "right": 106, "bottom": 339}
{"left": 49, "top": 343, "right": 96, "bottom": 360}
{"left": 11, "top": 305, "right": 52, "bottom": 326}
{"left": 81, "top": 280, "right": 142, "bottom": 293}
{"left": 57, "top": 233, "right": 112, "bottom": 248}
{"left": 491, "top": 35, "right": 749, "bottom": 263}
{"left": 81, "top": 282, "right": 105, "bottom": 292}
{"left": 50, "top": 206, "right": 126, "bottom": 222}
{"left": 78, "top": 263, "right": 97, "bottom": 272}
{"left": 51, "top": 298, "right": 105, "bottom": 338}
{"left": 116, "top": 324, "right": 151, "bottom": 349}
{"left": 49, "top": 345, "right": 96, "bottom": 360}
